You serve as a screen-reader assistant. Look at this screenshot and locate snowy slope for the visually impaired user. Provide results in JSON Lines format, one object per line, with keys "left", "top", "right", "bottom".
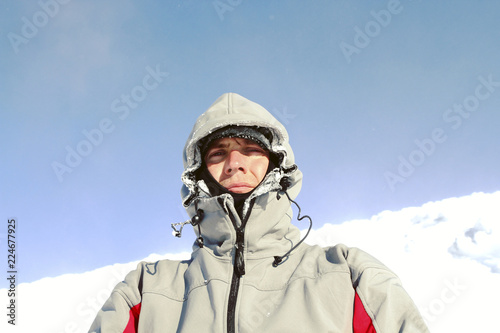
{"left": 1, "top": 192, "right": 499, "bottom": 332}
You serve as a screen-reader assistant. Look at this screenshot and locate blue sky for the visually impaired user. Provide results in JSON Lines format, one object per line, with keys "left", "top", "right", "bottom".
{"left": 1, "top": 0, "right": 499, "bottom": 285}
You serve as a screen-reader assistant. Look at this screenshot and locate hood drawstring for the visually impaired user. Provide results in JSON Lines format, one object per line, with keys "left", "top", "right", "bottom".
{"left": 171, "top": 199, "right": 205, "bottom": 248}
{"left": 273, "top": 177, "right": 313, "bottom": 267}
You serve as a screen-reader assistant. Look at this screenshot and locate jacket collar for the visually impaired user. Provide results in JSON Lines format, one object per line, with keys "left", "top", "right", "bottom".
{"left": 186, "top": 190, "right": 301, "bottom": 260}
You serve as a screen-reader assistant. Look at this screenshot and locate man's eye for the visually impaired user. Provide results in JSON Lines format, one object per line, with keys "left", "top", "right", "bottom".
{"left": 246, "top": 147, "right": 265, "bottom": 154}
{"left": 208, "top": 151, "right": 224, "bottom": 158}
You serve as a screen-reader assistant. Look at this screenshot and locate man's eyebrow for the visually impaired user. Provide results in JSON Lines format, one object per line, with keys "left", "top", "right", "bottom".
{"left": 208, "top": 141, "right": 229, "bottom": 149}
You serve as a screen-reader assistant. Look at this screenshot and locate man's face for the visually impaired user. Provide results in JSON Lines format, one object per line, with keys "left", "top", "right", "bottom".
{"left": 204, "top": 137, "right": 270, "bottom": 193}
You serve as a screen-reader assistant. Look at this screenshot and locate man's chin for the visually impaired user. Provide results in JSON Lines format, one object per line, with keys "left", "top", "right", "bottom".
{"left": 226, "top": 186, "right": 253, "bottom": 194}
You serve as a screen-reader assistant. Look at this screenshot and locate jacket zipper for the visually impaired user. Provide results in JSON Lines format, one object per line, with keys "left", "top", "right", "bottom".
{"left": 226, "top": 200, "right": 254, "bottom": 333}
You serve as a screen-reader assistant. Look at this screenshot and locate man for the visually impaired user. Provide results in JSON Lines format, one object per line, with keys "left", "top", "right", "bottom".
{"left": 90, "top": 93, "right": 429, "bottom": 332}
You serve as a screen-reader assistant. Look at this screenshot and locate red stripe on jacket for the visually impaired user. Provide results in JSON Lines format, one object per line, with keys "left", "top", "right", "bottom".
{"left": 353, "top": 292, "right": 376, "bottom": 333}
{"left": 123, "top": 303, "right": 142, "bottom": 333}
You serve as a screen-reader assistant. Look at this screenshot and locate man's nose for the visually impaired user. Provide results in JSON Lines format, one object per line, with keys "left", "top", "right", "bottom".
{"left": 225, "top": 150, "right": 247, "bottom": 174}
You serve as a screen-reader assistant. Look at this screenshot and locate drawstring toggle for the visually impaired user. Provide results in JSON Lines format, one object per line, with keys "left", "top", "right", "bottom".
{"left": 170, "top": 207, "right": 205, "bottom": 249}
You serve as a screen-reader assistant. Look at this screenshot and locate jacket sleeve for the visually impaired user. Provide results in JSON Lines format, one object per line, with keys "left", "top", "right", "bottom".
{"left": 345, "top": 247, "right": 429, "bottom": 333}
{"left": 88, "top": 263, "right": 144, "bottom": 333}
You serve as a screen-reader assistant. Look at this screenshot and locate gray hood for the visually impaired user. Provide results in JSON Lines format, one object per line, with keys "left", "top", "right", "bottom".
{"left": 181, "top": 92, "right": 302, "bottom": 209}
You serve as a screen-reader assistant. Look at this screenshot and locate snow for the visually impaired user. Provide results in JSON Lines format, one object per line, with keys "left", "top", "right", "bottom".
{"left": 1, "top": 192, "right": 499, "bottom": 332}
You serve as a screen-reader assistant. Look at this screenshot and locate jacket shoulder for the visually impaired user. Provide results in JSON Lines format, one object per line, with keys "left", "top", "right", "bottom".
{"left": 100, "top": 258, "right": 190, "bottom": 309}
{"left": 322, "top": 244, "right": 429, "bottom": 332}
{"left": 89, "top": 258, "right": 191, "bottom": 332}
{"left": 323, "top": 244, "right": 392, "bottom": 285}
{"left": 137, "top": 258, "right": 191, "bottom": 299}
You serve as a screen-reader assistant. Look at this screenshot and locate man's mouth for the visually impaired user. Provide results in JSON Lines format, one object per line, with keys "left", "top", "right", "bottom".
{"left": 226, "top": 182, "right": 253, "bottom": 193}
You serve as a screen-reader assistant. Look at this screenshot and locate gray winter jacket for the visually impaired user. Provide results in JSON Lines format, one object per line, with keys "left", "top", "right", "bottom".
{"left": 89, "top": 93, "right": 429, "bottom": 332}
